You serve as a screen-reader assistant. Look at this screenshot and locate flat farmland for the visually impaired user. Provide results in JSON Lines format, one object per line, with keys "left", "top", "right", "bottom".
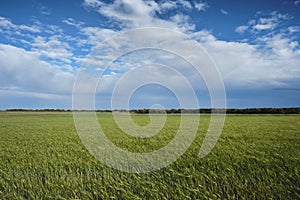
{"left": 0, "top": 112, "right": 299, "bottom": 199}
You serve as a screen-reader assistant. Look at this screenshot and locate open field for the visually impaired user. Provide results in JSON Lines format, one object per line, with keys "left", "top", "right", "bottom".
{"left": 0, "top": 112, "right": 299, "bottom": 199}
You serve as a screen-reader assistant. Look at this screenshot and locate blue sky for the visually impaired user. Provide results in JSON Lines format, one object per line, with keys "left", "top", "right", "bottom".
{"left": 0, "top": 0, "right": 299, "bottom": 109}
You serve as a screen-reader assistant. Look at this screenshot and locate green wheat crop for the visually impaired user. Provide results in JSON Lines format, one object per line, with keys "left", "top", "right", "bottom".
{"left": 0, "top": 112, "right": 299, "bottom": 199}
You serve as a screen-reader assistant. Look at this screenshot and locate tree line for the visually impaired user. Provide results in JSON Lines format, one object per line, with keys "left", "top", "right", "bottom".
{"left": 4, "top": 107, "right": 300, "bottom": 114}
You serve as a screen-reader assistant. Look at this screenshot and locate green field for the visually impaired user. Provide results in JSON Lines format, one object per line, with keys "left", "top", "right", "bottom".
{"left": 0, "top": 112, "right": 299, "bottom": 199}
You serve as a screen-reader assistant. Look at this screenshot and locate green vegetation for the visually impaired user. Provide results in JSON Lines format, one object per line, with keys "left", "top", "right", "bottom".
{"left": 0, "top": 112, "right": 299, "bottom": 199}
{"left": 4, "top": 107, "right": 300, "bottom": 114}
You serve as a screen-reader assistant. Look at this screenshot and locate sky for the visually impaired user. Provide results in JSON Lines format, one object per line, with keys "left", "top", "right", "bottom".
{"left": 0, "top": 0, "right": 299, "bottom": 109}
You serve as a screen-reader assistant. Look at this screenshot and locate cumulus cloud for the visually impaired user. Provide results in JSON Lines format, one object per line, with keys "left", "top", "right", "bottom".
{"left": 258, "top": 34, "right": 300, "bottom": 58}
{"left": 0, "top": 44, "right": 75, "bottom": 96}
{"left": 79, "top": 27, "right": 117, "bottom": 46}
{"left": 288, "top": 26, "right": 300, "bottom": 33}
{"left": 170, "top": 14, "right": 195, "bottom": 32}
{"left": 159, "top": 0, "right": 195, "bottom": 11}
{"left": 235, "top": 25, "right": 248, "bottom": 34}
{"left": 236, "top": 11, "right": 290, "bottom": 33}
{"left": 31, "top": 36, "right": 74, "bottom": 64}
{"left": 194, "top": 1, "right": 209, "bottom": 11}
{"left": 82, "top": 0, "right": 194, "bottom": 29}
{"left": 177, "top": 0, "right": 192, "bottom": 9}
{"left": 1, "top": 1, "right": 300, "bottom": 108}
{"left": 77, "top": 26, "right": 299, "bottom": 104}
{"left": 62, "top": 18, "right": 84, "bottom": 29}
{"left": 80, "top": 2, "right": 300, "bottom": 93}
{"left": 83, "top": 0, "right": 160, "bottom": 28}
{"left": 0, "top": 16, "right": 41, "bottom": 33}
{"left": 160, "top": 0, "right": 177, "bottom": 10}
{"left": 0, "top": 16, "right": 77, "bottom": 66}
{"left": 193, "top": 30, "right": 300, "bottom": 89}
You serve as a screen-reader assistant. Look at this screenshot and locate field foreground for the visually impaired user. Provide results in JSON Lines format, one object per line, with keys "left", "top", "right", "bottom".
{"left": 0, "top": 112, "right": 299, "bottom": 199}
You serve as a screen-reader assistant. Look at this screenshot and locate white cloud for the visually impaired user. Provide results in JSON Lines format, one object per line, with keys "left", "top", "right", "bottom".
{"left": 159, "top": 0, "right": 194, "bottom": 11}
{"left": 82, "top": 0, "right": 193, "bottom": 29}
{"left": 45, "top": 24, "right": 64, "bottom": 34}
{"left": 235, "top": 25, "right": 248, "bottom": 34}
{"left": 237, "top": 11, "right": 291, "bottom": 33}
{"left": 31, "top": 36, "right": 73, "bottom": 64}
{"left": 178, "top": 0, "right": 192, "bottom": 9}
{"left": 220, "top": 9, "right": 228, "bottom": 15}
{"left": 253, "top": 23, "right": 275, "bottom": 31}
{"left": 194, "top": 1, "right": 209, "bottom": 11}
{"left": 192, "top": 30, "right": 300, "bottom": 88}
{"left": 0, "top": 44, "right": 75, "bottom": 95}
{"left": 1, "top": 1, "right": 299, "bottom": 108}
{"left": 83, "top": 0, "right": 105, "bottom": 8}
{"left": 62, "top": 18, "right": 84, "bottom": 29}
{"left": 295, "top": 0, "right": 300, "bottom": 6}
{"left": 80, "top": 27, "right": 117, "bottom": 45}
{"left": 252, "top": 16, "right": 278, "bottom": 31}
{"left": 83, "top": 0, "right": 160, "bottom": 28}
{"left": 160, "top": 0, "right": 177, "bottom": 10}
{"left": 288, "top": 26, "right": 300, "bottom": 33}
{"left": 18, "top": 24, "right": 41, "bottom": 33}
{"left": 78, "top": 26, "right": 300, "bottom": 97}
{"left": 170, "top": 14, "right": 195, "bottom": 32}
{"left": 0, "top": 16, "right": 77, "bottom": 66}
{"left": 38, "top": 5, "right": 51, "bottom": 15}
{"left": 0, "top": 16, "right": 41, "bottom": 33}
{"left": 192, "top": 29, "right": 216, "bottom": 42}
{"left": 0, "top": 16, "right": 15, "bottom": 28}
{"left": 258, "top": 34, "right": 299, "bottom": 58}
